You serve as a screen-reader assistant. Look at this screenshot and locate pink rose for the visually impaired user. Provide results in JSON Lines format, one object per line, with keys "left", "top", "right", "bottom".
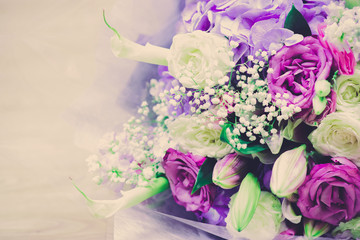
{"left": 268, "top": 36, "right": 333, "bottom": 110}
{"left": 162, "top": 148, "right": 216, "bottom": 212}
{"left": 318, "top": 23, "right": 355, "bottom": 75}
{"left": 297, "top": 161, "right": 360, "bottom": 225}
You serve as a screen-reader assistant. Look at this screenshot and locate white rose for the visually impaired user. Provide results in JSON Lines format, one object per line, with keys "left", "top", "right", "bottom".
{"left": 309, "top": 112, "right": 360, "bottom": 166}
{"left": 167, "top": 113, "right": 233, "bottom": 158}
{"left": 335, "top": 67, "right": 360, "bottom": 113}
{"left": 167, "top": 31, "right": 234, "bottom": 89}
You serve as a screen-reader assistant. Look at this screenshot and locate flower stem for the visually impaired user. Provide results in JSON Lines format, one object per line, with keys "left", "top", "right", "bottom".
{"left": 73, "top": 177, "right": 169, "bottom": 218}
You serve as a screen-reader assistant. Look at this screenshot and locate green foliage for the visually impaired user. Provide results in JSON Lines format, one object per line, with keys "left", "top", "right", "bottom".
{"left": 191, "top": 157, "right": 217, "bottom": 195}
{"left": 220, "top": 123, "right": 267, "bottom": 155}
{"left": 284, "top": 5, "right": 312, "bottom": 37}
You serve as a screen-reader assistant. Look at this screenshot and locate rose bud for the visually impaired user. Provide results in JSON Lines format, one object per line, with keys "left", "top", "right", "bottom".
{"left": 225, "top": 173, "right": 261, "bottom": 232}
{"left": 314, "top": 79, "right": 331, "bottom": 97}
{"left": 270, "top": 144, "right": 307, "bottom": 198}
{"left": 304, "top": 219, "right": 330, "bottom": 239}
{"left": 212, "top": 153, "right": 249, "bottom": 189}
{"left": 312, "top": 95, "right": 328, "bottom": 115}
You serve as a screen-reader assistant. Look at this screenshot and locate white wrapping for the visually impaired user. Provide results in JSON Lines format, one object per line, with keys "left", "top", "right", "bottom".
{"left": 66, "top": 0, "right": 184, "bottom": 150}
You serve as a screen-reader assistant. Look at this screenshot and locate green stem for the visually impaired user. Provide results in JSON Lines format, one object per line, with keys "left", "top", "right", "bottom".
{"left": 73, "top": 177, "right": 169, "bottom": 218}
{"left": 103, "top": 10, "right": 121, "bottom": 40}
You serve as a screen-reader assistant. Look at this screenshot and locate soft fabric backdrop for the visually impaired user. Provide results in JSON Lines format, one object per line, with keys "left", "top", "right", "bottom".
{"left": 0, "top": 1, "right": 118, "bottom": 239}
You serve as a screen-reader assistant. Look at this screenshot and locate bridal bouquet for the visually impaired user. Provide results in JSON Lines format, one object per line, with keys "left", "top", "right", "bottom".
{"left": 79, "top": 0, "right": 360, "bottom": 239}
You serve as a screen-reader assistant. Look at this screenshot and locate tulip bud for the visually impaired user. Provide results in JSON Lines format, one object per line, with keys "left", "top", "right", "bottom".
{"left": 226, "top": 191, "right": 283, "bottom": 240}
{"left": 212, "top": 153, "right": 249, "bottom": 189}
{"left": 226, "top": 173, "right": 261, "bottom": 232}
{"left": 312, "top": 95, "right": 328, "bottom": 115}
{"left": 270, "top": 144, "right": 307, "bottom": 198}
{"left": 315, "top": 79, "right": 331, "bottom": 97}
{"left": 304, "top": 219, "right": 331, "bottom": 239}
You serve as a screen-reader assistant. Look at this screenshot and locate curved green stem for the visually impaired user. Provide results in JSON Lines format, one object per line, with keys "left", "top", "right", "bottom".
{"left": 73, "top": 177, "right": 169, "bottom": 218}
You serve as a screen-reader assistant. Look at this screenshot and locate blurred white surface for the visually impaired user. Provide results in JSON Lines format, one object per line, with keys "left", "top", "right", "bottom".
{"left": 0, "top": 1, "right": 118, "bottom": 239}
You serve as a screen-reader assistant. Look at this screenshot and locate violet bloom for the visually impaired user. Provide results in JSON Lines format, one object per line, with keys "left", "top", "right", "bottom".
{"left": 181, "top": 0, "right": 328, "bottom": 60}
{"left": 267, "top": 36, "right": 333, "bottom": 111}
{"left": 162, "top": 148, "right": 216, "bottom": 213}
{"left": 297, "top": 161, "right": 360, "bottom": 225}
{"left": 157, "top": 66, "right": 191, "bottom": 116}
{"left": 196, "top": 187, "right": 236, "bottom": 226}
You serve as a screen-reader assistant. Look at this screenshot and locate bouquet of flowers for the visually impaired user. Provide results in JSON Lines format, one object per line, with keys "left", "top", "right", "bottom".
{"left": 78, "top": 0, "right": 360, "bottom": 239}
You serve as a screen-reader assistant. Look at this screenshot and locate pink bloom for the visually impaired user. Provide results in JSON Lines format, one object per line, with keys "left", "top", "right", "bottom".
{"left": 162, "top": 148, "right": 216, "bottom": 213}
{"left": 318, "top": 23, "right": 355, "bottom": 75}
{"left": 267, "top": 36, "right": 333, "bottom": 110}
{"left": 297, "top": 161, "right": 360, "bottom": 225}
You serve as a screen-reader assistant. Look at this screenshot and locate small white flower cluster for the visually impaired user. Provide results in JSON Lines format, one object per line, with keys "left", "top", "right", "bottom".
{"left": 324, "top": 2, "right": 360, "bottom": 60}
{"left": 150, "top": 78, "right": 188, "bottom": 119}
{"left": 150, "top": 50, "right": 304, "bottom": 149}
{"left": 86, "top": 103, "right": 170, "bottom": 188}
{"left": 217, "top": 50, "right": 301, "bottom": 148}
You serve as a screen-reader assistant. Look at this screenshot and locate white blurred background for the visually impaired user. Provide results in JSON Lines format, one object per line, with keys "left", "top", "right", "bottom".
{"left": 0, "top": 1, "right": 119, "bottom": 239}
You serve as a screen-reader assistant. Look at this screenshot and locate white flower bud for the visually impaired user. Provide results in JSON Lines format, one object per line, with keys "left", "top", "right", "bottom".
{"left": 315, "top": 79, "right": 331, "bottom": 97}
{"left": 270, "top": 145, "right": 307, "bottom": 198}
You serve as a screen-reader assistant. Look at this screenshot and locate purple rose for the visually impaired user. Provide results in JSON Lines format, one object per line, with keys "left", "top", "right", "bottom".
{"left": 297, "top": 161, "right": 360, "bottom": 225}
{"left": 162, "top": 148, "right": 216, "bottom": 213}
{"left": 196, "top": 188, "right": 235, "bottom": 226}
{"left": 267, "top": 36, "right": 333, "bottom": 110}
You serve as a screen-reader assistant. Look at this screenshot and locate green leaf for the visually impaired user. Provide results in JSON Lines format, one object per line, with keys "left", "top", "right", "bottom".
{"left": 220, "top": 123, "right": 267, "bottom": 155}
{"left": 220, "top": 123, "right": 233, "bottom": 143}
{"left": 307, "top": 151, "right": 332, "bottom": 164}
{"left": 238, "top": 144, "right": 267, "bottom": 155}
{"left": 345, "top": 0, "right": 360, "bottom": 9}
{"left": 284, "top": 5, "right": 311, "bottom": 37}
{"left": 191, "top": 157, "right": 217, "bottom": 195}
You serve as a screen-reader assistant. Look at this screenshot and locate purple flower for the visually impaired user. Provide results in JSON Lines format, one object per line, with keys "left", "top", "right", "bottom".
{"left": 181, "top": 0, "right": 328, "bottom": 60}
{"left": 157, "top": 66, "right": 191, "bottom": 116}
{"left": 182, "top": 0, "right": 211, "bottom": 32}
{"left": 267, "top": 36, "right": 333, "bottom": 110}
{"left": 196, "top": 187, "right": 235, "bottom": 226}
{"left": 297, "top": 161, "right": 360, "bottom": 225}
{"left": 257, "top": 28, "right": 303, "bottom": 52}
{"left": 162, "top": 148, "right": 216, "bottom": 213}
{"left": 212, "top": 152, "right": 249, "bottom": 189}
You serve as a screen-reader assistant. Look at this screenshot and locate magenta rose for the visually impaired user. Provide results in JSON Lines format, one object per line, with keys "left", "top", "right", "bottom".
{"left": 318, "top": 23, "right": 355, "bottom": 75}
{"left": 162, "top": 148, "right": 216, "bottom": 213}
{"left": 268, "top": 36, "right": 333, "bottom": 110}
{"left": 297, "top": 161, "right": 360, "bottom": 225}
